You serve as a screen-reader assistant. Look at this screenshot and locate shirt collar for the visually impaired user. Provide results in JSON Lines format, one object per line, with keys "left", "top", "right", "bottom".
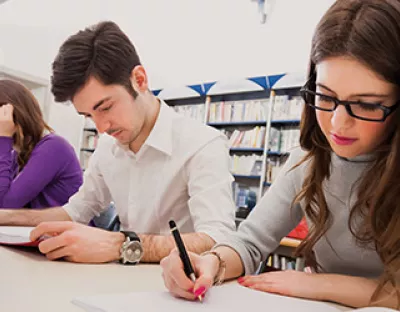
{"left": 141, "top": 100, "right": 173, "bottom": 156}
{"left": 111, "top": 99, "right": 173, "bottom": 158}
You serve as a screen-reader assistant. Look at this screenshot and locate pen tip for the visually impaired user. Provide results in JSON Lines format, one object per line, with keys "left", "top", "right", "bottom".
{"left": 169, "top": 220, "right": 176, "bottom": 228}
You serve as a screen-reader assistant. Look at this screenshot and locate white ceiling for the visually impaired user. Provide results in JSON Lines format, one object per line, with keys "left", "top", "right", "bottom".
{"left": 0, "top": 0, "right": 335, "bottom": 88}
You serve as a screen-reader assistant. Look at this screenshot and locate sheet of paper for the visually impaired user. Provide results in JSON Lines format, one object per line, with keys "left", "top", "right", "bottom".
{"left": 0, "top": 226, "right": 35, "bottom": 245}
{"left": 72, "top": 284, "right": 344, "bottom": 312}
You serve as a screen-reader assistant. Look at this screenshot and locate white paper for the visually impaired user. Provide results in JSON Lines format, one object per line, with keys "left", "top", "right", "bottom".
{"left": 72, "top": 284, "right": 347, "bottom": 312}
{"left": 0, "top": 226, "right": 34, "bottom": 244}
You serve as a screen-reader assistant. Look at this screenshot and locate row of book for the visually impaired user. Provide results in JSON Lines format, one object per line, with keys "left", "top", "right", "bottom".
{"left": 229, "top": 154, "right": 288, "bottom": 182}
{"left": 265, "top": 157, "right": 287, "bottom": 184}
{"left": 172, "top": 104, "right": 205, "bottom": 123}
{"left": 258, "top": 254, "right": 306, "bottom": 272}
{"left": 208, "top": 99, "right": 268, "bottom": 123}
{"left": 269, "top": 128, "right": 300, "bottom": 153}
{"left": 272, "top": 95, "right": 303, "bottom": 121}
{"left": 230, "top": 155, "right": 263, "bottom": 176}
{"left": 224, "top": 126, "right": 266, "bottom": 149}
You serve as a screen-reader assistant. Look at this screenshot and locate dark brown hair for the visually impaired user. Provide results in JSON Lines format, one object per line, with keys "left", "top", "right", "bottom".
{"left": 51, "top": 21, "right": 141, "bottom": 102}
{"left": 293, "top": 0, "right": 400, "bottom": 307}
{"left": 0, "top": 80, "right": 53, "bottom": 169}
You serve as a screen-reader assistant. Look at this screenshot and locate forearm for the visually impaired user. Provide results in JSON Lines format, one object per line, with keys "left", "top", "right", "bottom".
{"left": 213, "top": 245, "right": 244, "bottom": 280}
{"left": 0, "top": 207, "right": 72, "bottom": 226}
{"left": 140, "top": 232, "right": 215, "bottom": 263}
{"left": 316, "top": 274, "right": 398, "bottom": 309}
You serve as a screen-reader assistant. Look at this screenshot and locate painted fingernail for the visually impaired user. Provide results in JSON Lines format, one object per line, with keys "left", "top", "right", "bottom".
{"left": 194, "top": 286, "right": 206, "bottom": 297}
{"left": 237, "top": 277, "right": 245, "bottom": 284}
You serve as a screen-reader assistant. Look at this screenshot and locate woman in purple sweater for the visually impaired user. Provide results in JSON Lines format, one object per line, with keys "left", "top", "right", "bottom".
{"left": 0, "top": 80, "right": 83, "bottom": 208}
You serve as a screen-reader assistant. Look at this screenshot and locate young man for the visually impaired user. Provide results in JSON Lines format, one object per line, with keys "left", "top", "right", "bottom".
{"left": 0, "top": 21, "right": 236, "bottom": 264}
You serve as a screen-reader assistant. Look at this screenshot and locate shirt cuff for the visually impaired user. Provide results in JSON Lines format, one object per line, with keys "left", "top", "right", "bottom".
{"left": 63, "top": 202, "right": 94, "bottom": 224}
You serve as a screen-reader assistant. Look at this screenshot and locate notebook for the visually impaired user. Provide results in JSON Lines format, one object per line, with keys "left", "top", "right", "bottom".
{"left": 71, "top": 283, "right": 400, "bottom": 312}
{"left": 0, "top": 226, "right": 38, "bottom": 246}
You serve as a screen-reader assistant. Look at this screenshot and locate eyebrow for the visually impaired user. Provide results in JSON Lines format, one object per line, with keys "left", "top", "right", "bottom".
{"left": 93, "top": 96, "right": 112, "bottom": 111}
{"left": 77, "top": 96, "right": 112, "bottom": 116}
{"left": 316, "top": 83, "right": 389, "bottom": 98}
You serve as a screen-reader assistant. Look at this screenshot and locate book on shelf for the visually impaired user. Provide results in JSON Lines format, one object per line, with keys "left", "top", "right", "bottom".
{"left": 230, "top": 155, "right": 263, "bottom": 176}
{"left": 208, "top": 99, "right": 268, "bottom": 123}
{"left": 272, "top": 95, "right": 303, "bottom": 121}
{"left": 269, "top": 128, "right": 300, "bottom": 153}
{"left": 287, "top": 218, "right": 308, "bottom": 240}
{"left": 225, "top": 127, "right": 266, "bottom": 149}
{"left": 172, "top": 104, "right": 205, "bottom": 122}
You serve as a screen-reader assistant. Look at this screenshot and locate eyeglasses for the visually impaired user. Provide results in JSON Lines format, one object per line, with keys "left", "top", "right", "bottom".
{"left": 300, "top": 81, "right": 400, "bottom": 122}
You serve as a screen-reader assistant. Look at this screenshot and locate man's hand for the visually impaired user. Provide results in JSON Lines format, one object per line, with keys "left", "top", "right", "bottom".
{"left": 30, "top": 221, "right": 125, "bottom": 263}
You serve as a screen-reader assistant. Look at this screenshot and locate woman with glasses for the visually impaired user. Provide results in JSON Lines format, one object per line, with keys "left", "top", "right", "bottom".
{"left": 160, "top": 0, "right": 400, "bottom": 309}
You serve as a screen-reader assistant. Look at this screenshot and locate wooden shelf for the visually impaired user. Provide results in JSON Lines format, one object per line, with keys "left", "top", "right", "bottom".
{"left": 280, "top": 237, "right": 302, "bottom": 248}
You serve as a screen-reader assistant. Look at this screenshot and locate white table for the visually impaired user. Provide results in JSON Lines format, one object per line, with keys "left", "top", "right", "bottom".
{"left": 0, "top": 245, "right": 165, "bottom": 312}
{"left": 0, "top": 246, "right": 352, "bottom": 312}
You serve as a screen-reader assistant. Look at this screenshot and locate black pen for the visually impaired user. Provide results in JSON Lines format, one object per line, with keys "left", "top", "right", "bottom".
{"left": 169, "top": 220, "right": 203, "bottom": 302}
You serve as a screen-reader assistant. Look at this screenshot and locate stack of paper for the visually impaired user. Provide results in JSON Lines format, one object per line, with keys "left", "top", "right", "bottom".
{"left": 72, "top": 284, "right": 352, "bottom": 312}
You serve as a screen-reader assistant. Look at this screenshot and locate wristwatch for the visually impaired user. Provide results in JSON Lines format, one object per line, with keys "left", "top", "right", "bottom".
{"left": 119, "top": 231, "right": 143, "bottom": 265}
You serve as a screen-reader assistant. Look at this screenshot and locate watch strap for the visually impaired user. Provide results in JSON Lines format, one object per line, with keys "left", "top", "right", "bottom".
{"left": 120, "top": 231, "right": 140, "bottom": 242}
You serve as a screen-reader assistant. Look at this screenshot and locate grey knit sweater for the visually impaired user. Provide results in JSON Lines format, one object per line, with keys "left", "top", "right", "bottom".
{"left": 219, "top": 147, "right": 383, "bottom": 277}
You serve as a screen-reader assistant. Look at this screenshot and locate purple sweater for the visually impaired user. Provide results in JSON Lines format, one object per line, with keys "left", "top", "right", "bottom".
{"left": 0, "top": 133, "right": 83, "bottom": 208}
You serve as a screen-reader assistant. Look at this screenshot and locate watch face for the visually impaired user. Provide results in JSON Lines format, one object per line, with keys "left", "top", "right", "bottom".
{"left": 124, "top": 241, "right": 143, "bottom": 263}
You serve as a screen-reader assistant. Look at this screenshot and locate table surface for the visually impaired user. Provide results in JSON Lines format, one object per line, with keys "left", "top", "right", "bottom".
{"left": 0, "top": 245, "right": 165, "bottom": 312}
{"left": 0, "top": 245, "right": 352, "bottom": 312}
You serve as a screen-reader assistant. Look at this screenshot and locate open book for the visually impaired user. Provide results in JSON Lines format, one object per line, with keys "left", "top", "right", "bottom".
{"left": 0, "top": 226, "right": 38, "bottom": 246}
{"left": 72, "top": 284, "right": 396, "bottom": 312}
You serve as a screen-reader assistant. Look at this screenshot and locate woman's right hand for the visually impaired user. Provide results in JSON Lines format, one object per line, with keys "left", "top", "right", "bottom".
{"left": 160, "top": 249, "right": 220, "bottom": 300}
{"left": 0, "top": 104, "right": 16, "bottom": 137}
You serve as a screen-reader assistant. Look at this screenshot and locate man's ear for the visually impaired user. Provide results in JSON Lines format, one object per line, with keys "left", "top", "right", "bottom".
{"left": 130, "top": 65, "right": 148, "bottom": 93}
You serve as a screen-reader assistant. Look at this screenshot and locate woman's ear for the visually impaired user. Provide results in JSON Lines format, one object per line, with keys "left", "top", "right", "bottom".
{"left": 129, "top": 65, "right": 149, "bottom": 93}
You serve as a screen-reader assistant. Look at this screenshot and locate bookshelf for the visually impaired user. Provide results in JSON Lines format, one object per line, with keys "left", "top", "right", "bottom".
{"left": 159, "top": 74, "right": 305, "bottom": 207}
{"left": 79, "top": 118, "right": 99, "bottom": 171}
{"left": 158, "top": 73, "right": 307, "bottom": 252}
{"left": 158, "top": 85, "right": 207, "bottom": 123}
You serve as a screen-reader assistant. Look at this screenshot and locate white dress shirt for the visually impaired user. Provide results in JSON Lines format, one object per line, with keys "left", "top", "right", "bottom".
{"left": 64, "top": 101, "right": 236, "bottom": 242}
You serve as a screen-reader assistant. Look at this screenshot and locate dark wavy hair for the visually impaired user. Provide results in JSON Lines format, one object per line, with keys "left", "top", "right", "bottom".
{"left": 293, "top": 0, "right": 400, "bottom": 307}
{"left": 51, "top": 21, "right": 140, "bottom": 102}
{"left": 0, "top": 80, "right": 53, "bottom": 170}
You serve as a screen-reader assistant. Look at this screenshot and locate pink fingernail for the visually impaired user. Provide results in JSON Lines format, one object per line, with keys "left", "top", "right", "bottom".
{"left": 237, "top": 277, "right": 245, "bottom": 284}
{"left": 194, "top": 286, "right": 206, "bottom": 297}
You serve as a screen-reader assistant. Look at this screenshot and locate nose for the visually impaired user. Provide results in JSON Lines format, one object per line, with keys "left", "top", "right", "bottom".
{"left": 331, "top": 104, "right": 354, "bottom": 130}
{"left": 91, "top": 116, "right": 111, "bottom": 134}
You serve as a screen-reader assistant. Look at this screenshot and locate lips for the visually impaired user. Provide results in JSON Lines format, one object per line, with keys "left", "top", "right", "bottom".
{"left": 110, "top": 130, "right": 123, "bottom": 138}
{"left": 330, "top": 133, "right": 357, "bottom": 146}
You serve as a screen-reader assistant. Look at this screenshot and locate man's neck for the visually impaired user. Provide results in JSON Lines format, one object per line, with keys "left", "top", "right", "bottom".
{"left": 129, "top": 96, "right": 161, "bottom": 153}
